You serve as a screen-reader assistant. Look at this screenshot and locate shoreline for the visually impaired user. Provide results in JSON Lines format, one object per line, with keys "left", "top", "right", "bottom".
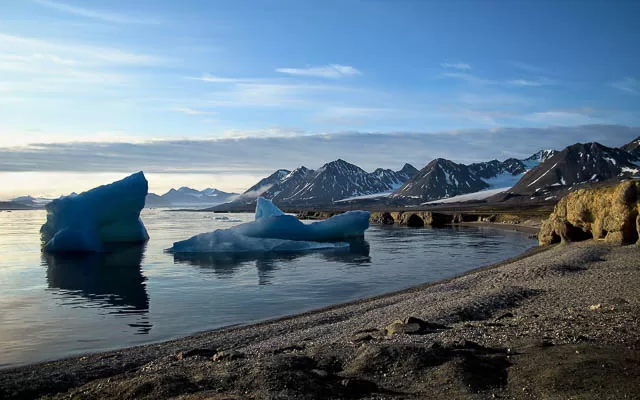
{"left": 2, "top": 240, "right": 639, "bottom": 399}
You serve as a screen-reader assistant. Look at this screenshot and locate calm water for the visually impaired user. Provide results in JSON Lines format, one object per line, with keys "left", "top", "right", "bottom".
{"left": 0, "top": 209, "right": 535, "bottom": 368}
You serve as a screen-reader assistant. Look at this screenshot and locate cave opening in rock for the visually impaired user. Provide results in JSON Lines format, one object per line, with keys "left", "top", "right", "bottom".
{"left": 549, "top": 232, "right": 561, "bottom": 244}
{"left": 407, "top": 214, "right": 425, "bottom": 228}
{"left": 565, "top": 222, "right": 593, "bottom": 242}
{"left": 381, "top": 212, "right": 395, "bottom": 225}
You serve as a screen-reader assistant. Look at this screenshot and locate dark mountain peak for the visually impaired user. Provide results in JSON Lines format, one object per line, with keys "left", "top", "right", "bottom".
{"left": 525, "top": 149, "right": 558, "bottom": 163}
{"left": 399, "top": 163, "right": 419, "bottom": 177}
{"left": 319, "top": 159, "right": 363, "bottom": 174}
{"left": 511, "top": 141, "right": 639, "bottom": 197}
{"left": 425, "top": 158, "right": 460, "bottom": 170}
{"left": 287, "top": 166, "right": 310, "bottom": 176}
{"left": 243, "top": 169, "right": 292, "bottom": 196}
{"left": 176, "top": 186, "right": 200, "bottom": 195}
{"left": 621, "top": 136, "right": 640, "bottom": 157}
{"left": 392, "top": 157, "right": 488, "bottom": 203}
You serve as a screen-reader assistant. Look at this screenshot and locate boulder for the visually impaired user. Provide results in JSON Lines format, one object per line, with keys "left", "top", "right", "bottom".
{"left": 538, "top": 180, "right": 640, "bottom": 246}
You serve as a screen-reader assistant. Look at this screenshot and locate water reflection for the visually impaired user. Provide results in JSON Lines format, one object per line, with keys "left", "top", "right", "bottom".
{"left": 173, "top": 240, "right": 371, "bottom": 285}
{"left": 43, "top": 244, "right": 151, "bottom": 333}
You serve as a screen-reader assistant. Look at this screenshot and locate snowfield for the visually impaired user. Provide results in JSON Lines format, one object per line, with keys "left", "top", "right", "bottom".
{"left": 421, "top": 187, "right": 509, "bottom": 205}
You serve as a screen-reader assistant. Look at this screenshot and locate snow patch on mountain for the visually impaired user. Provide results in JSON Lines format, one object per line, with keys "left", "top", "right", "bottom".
{"left": 421, "top": 187, "right": 509, "bottom": 205}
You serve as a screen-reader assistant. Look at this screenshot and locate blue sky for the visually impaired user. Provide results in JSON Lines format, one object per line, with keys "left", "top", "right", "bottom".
{"left": 1, "top": 0, "right": 639, "bottom": 197}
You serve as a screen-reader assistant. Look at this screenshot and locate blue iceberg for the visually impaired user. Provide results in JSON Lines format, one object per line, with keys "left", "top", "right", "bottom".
{"left": 170, "top": 197, "right": 370, "bottom": 253}
{"left": 41, "top": 172, "right": 150, "bottom": 252}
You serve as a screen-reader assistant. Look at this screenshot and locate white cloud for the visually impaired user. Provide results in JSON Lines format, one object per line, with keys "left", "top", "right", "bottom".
{"left": 610, "top": 77, "right": 639, "bottom": 95}
{"left": 507, "top": 78, "right": 555, "bottom": 87}
{"left": 276, "top": 64, "right": 361, "bottom": 79}
{"left": 440, "top": 72, "right": 495, "bottom": 85}
{"left": 34, "top": 0, "right": 159, "bottom": 24}
{"left": 171, "top": 107, "right": 218, "bottom": 116}
{"left": 189, "top": 74, "right": 253, "bottom": 83}
{"left": 441, "top": 62, "right": 472, "bottom": 70}
{"left": 520, "top": 111, "right": 602, "bottom": 126}
{"left": 510, "top": 61, "right": 546, "bottom": 73}
{"left": 0, "top": 33, "right": 164, "bottom": 66}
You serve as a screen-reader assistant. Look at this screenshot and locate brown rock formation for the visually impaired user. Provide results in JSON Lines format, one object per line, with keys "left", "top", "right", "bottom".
{"left": 538, "top": 180, "right": 640, "bottom": 245}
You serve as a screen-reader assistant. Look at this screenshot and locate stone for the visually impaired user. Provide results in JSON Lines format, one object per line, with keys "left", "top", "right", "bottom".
{"left": 212, "top": 350, "right": 243, "bottom": 362}
{"left": 589, "top": 304, "right": 602, "bottom": 311}
{"left": 384, "top": 317, "right": 447, "bottom": 336}
{"left": 176, "top": 348, "right": 217, "bottom": 360}
{"left": 352, "top": 333, "right": 375, "bottom": 343}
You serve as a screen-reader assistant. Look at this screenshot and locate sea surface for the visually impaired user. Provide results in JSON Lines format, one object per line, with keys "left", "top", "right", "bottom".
{"left": 0, "top": 209, "right": 535, "bottom": 368}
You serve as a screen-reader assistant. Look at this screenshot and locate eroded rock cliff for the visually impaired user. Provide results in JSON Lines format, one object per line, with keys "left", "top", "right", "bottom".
{"left": 538, "top": 180, "right": 640, "bottom": 245}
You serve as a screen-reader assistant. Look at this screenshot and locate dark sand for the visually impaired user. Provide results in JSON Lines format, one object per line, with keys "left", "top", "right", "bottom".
{"left": 1, "top": 241, "right": 639, "bottom": 399}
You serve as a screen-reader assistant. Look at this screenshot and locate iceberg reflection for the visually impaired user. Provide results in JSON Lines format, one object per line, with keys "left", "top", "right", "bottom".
{"left": 43, "top": 244, "right": 151, "bottom": 333}
{"left": 173, "top": 239, "right": 371, "bottom": 285}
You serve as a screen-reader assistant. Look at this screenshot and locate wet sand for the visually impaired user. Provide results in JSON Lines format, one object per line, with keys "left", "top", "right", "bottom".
{"left": 1, "top": 241, "right": 639, "bottom": 399}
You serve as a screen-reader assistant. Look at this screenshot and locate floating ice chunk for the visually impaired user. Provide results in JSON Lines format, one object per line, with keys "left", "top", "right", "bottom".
{"left": 41, "top": 172, "right": 149, "bottom": 253}
{"left": 170, "top": 197, "right": 369, "bottom": 253}
{"left": 233, "top": 210, "right": 369, "bottom": 242}
{"left": 255, "top": 197, "right": 284, "bottom": 220}
{"left": 170, "top": 229, "right": 348, "bottom": 253}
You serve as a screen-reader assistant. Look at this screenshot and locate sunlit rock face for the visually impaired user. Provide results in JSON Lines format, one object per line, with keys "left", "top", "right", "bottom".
{"left": 539, "top": 180, "right": 640, "bottom": 246}
{"left": 41, "top": 172, "right": 149, "bottom": 253}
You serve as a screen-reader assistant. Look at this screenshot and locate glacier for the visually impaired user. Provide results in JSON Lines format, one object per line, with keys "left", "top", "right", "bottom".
{"left": 41, "top": 172, "right": 150, "bottom": 253}
{"left": 170, "top": 197, "right": 369, "bottom": 253}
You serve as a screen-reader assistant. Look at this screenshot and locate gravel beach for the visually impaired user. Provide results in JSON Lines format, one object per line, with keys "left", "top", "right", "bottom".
{"left": 1, "top": 241, "right": 639, "bottom": 399}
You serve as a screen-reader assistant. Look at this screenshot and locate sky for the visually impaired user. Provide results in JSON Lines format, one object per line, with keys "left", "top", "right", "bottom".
{"left": 1, "top": 0, "right": 639, "bottom": 198}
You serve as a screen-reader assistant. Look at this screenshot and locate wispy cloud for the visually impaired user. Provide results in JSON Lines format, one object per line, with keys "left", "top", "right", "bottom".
{"left": 171, "top": 107, "right": 218, "bottom": 116}
{"left": 34, "top": 0, "right": 159, "bottom": 24}
{"left": 510, "top": 61, "right": 546, "bottom": 74}
{"left": 189, "top": 74, "right": 253, "bottom": 83}
{"left": 610, "top": 77, "right": 639, "bottom": 95}
{"left": 441, "top": 62, "right": 472, "bottom": 70}
{"left": 440, "top": 72, "right": 495, "bottom": 85}
{"left": 507, "top": 78, "right": 555, "bottom": 87}
{"left": 276, "top": 64, "right": 361, "bottom": 79}
{"left": 519, "top": 111, "right": 602, "bottom": 126}
{"left": 0, "top": 33, "right": 164, "bottom": 66}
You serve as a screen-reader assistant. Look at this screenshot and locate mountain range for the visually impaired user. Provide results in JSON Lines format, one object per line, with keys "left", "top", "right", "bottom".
{"left": 145, "top": 187, "right": 238, "bottom": 208}
{"left": 7, "top": 187, "right": 239, "bottom": 209}
{"left": 6, "top": 136, "right": 640, "bottom": 211}
{"left": 214, "top": 135, "right": 640, "bottom": 210}
{"left": 225, "top": 161, "right": 419, "bottom": 209}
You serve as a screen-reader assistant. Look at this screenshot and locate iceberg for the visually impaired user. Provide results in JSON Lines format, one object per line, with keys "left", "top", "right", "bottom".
{"left": 170, "top": 197, "right": 369, "bottom": 253}
{"left": 41, "top": 172, "right": 150, "bottom": 253}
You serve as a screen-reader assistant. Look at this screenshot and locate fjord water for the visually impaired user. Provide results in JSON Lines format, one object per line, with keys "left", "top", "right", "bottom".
{"left": 0, "top": 209, "right": 535, "bottom": 368}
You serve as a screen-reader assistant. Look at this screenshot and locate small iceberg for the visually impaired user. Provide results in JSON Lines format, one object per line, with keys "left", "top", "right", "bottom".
{"left": 41, "top": 172, "right": 150, "bottom": 253}
{"left": 170, "top": 197, "right": 370, "bottom": 253}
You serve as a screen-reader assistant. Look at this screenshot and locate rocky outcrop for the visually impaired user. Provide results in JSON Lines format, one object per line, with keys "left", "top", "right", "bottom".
{"left": 538, "top": 180, "right": 640, "bottom": 245}
{"left": 369, "top": 211, "right": 453, "bottom": 227}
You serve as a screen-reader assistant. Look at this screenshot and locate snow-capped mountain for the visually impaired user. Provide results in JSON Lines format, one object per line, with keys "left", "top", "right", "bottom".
{"left": 510, "top": 142, "right": 640, "bottom": 197}
{"left": 146, "top": 187, "right": 238, "bottom": 207}
{"left": 391, "top": 159, "right": 490, "bottom": 203}
{"left": 145, "top": 193, "right": 172, "bottom": 207}
{"left": 621, "top": 136, "right": 640, "bottom": 158}
{"left": 9, "top": 195, "right": 53, "bottom": 208}
{"left": 267, "top": 166, "right": 315, "bottom": 201}
{"left": 243, "top": 169, "right": 291, "bottom": 197}
{"left": 275, "top": 159, "right": 393, "bottom": 205}
{"left": 523, "top": 149, "right": 558, "bottom": 168}
{"left": 219, "top": 160, "right": 418, "bottom": 208}
{"left": 389, "top": 155, "right": 541, "bottom": 204}
{"left": 371, "top": 163, "right": 419, "bottom": 190}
